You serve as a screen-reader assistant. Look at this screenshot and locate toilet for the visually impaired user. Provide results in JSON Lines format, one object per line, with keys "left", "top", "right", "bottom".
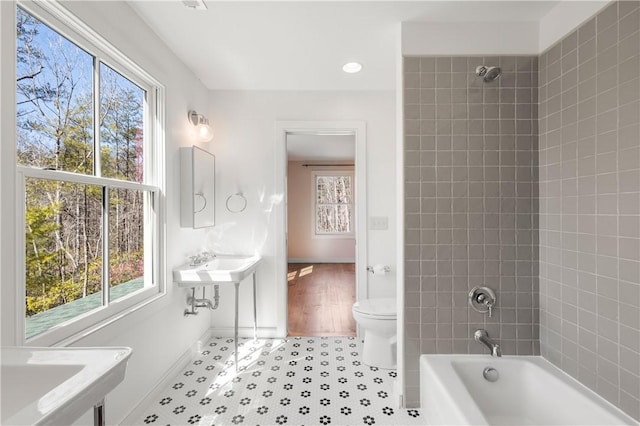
{"left": 352, "top": 298, "right": 397, "bottom": 369}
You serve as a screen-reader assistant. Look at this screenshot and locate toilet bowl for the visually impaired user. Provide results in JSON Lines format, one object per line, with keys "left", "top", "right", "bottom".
{"left": 352, "top": 298, "right": 397, "bottom": 369}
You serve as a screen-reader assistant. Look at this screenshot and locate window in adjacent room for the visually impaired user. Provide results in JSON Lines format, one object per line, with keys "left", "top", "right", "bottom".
{"left": 313, "top": 172, "right": 354, "bottom": 237}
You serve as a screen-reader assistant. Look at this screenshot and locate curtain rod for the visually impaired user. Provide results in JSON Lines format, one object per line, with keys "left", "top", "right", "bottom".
{"left": 302, "top": 163, "right": 354, "bottom": 167}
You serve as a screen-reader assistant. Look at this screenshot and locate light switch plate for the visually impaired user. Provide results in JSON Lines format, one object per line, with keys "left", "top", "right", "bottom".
{"left": 369, "top": 216, "right": 388, "bottom": 230}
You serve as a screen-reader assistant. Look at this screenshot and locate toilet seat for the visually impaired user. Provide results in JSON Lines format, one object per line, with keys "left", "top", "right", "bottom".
{"left": 352, "top": 298, "right": 396, "bottom": 318}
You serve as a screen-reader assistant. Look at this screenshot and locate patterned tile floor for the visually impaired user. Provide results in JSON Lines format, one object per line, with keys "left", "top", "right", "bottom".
{"left": 135, "top": 337, "right": 423, "bottom": 426}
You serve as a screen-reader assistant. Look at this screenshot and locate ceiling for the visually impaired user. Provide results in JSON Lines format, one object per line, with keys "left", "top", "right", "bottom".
{"left": 286, "top": 134, "right": 355, "bottom": 161}
{"left": 128, "top": 1, "right": 561, "bottom": 91}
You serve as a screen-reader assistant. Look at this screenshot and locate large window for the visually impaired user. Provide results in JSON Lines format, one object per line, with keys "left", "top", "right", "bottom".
{"left": 16, "top": 3, "right": 163, "bottom": 343}
{"left": 313, "top": 172, "right": 354, "bottom": 237}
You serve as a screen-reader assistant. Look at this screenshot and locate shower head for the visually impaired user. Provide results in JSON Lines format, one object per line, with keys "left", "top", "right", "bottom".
{"left": 476, "top": 65, "right": 502, "bottom": 82}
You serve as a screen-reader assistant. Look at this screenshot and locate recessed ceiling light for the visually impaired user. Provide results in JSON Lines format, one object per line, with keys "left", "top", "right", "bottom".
{"left": 342, "top": 62, "right": 363, "bottom": 74}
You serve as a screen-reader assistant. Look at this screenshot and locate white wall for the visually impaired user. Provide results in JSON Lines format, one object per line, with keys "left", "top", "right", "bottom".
{"left": 402, "top": 21, "right": 539, "bottom": 56}
{"left": 0, "top": 0, "right": 18, "bottom": 355}
{"left": 0, "top": 1, "right": 214, "bottom": 423}
{"left": 402, "top": 1, "right": 611, "bottom": 57}
{"left": 287, "top": 161, "right": 356, "bottom": 262}
{"left": 206, "top": 90, "right": 397, "bottom": 335}
{"left": 538, "top": 1, "right": 610, "bottom": 52}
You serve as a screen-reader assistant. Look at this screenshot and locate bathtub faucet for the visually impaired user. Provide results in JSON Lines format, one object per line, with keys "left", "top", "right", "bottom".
{"left": 474, "top": 329, "right": 502, "bottom": 357}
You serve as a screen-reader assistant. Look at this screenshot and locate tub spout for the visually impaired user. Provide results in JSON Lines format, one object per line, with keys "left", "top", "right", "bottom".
{"left": 474, "top": 329, "right": 502, "bottom": 357}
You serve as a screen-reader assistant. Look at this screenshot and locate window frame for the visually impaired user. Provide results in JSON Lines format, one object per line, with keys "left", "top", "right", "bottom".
{"left": 15, "top": 0, "right": 166, "bottom": 347}
{"left": 311, "top": 170, "right": 355, "bottom": 239}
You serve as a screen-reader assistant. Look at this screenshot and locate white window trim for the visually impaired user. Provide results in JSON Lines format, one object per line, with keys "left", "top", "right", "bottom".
{"left": 311, "top": 170, "right": 355, "bottom": 240}
{"left": 15, "top": 0, "right": 166, "bottom": 347}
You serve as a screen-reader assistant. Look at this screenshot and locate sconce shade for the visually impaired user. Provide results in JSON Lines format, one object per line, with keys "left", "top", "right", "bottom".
{"left": 188, "top": 110, "right": 214, "bottom": 142}
{"left": 198, "top": 122, "right": 213, "bottom": 141}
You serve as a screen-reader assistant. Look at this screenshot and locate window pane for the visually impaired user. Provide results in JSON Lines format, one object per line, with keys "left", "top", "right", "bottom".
{"left": 315, "top": 175, "right": 353, "bottom": 234}
{"left": 316, "top": 205, "right": 352, "bottom": 234}
{"left": 100, "top": 63, "right": 145, "bottom": 182}
{"left": 335, "top": 204, "right": 352, "bottom": 232}
{"left": 335, "top": 176, "right": 352, "bottom": 203}
{"left": 316, "top": 176, "right": 352, "bottom": 204}
{"left": 108, "top": 188, "right": 148, "bottom": 302}
{"left": 25, "top": 178, "right": 103, "bottom": 338}
{"left": 316, "top": 176, "right": 335, "bottom": 203}
{"left": 16, "top": 8, "right": 94, "bottom": 174}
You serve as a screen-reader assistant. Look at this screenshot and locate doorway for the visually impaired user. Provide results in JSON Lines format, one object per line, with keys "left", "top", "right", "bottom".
{"left": 274, "top": 121, "right": 367, "bottom": 338}
{"left": 286, "top": 132, "right": 356, "bottom": 336}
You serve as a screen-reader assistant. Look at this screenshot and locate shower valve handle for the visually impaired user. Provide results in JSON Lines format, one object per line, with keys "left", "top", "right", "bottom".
{"left": 469, "top": 286, "right": 497, "bottom": 318}
{"left": 475, "top": 293, "right": 493, "bottom": 317}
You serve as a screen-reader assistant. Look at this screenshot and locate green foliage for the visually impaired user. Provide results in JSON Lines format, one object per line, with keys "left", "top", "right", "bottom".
{"left": 110, "top": 251, "right": 144, "bottom": 288}
{"left": 26, "top": 280, "right": 83, "bottom": 317}
{"left": 25, "top": 203, "right": 61, "bottom": 316}
{"left": 17, "top": 7, "right": 147, "bottom": 318}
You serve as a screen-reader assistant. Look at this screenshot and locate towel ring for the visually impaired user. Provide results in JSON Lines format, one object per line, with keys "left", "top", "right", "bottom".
{"left": 194, "top": 192, "right": 207, "bottom": 213}
{"left": 226, "top": 193, "right": 247, "bottom": 213}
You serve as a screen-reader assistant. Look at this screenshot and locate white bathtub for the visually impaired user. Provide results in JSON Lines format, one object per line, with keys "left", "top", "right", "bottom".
{"left": 420, "top": 355, "right": 638, "bottom": 425}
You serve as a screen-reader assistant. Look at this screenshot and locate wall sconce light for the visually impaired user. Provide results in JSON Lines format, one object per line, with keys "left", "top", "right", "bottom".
{"left": 188, "top": 110, "right": 213, "bottom": 142}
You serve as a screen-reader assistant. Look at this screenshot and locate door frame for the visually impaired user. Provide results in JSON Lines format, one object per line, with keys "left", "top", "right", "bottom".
{"left": 274, "top": 121, "right": 367, "bottom": 337}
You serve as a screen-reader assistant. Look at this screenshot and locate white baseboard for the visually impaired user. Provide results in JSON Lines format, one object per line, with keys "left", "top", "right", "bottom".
{"left": 209, "top": 326, "right": 281, "bottom": 338}
{"left": 288, "top": 258, "right": 355, "bottom": 263}
{"left": 120, "top": 328, "right": 212, "bottom": 425}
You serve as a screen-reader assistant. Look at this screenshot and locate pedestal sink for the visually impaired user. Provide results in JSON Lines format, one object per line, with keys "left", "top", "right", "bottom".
{"left": 173, "top": 254, "right": 263, "bottom": 286}
{"left": 173, "top": 254, "right": 263, "bottom": 370}
{"left": 1, "top": 346, "right": 132, "bottom": 425}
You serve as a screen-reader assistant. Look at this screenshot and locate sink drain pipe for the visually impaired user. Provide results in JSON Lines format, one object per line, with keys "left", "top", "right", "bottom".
{"left": 184, "top": 285, "right": 220, "bottom": 316}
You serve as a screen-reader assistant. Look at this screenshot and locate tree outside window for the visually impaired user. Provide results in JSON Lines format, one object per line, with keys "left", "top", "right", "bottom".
{"left": 314, "top": 173, "right": 354, "bottom": 236}
{"left": 16, "top": 5, "right": 160, "bottom": 340}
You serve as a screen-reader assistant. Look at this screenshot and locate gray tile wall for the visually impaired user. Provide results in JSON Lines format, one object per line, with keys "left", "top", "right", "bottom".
{"left": 403, "top": 55, "right": 540, "bottom": 406}
{"left": 538, "top": 1, "right": 640, "bottom": 420}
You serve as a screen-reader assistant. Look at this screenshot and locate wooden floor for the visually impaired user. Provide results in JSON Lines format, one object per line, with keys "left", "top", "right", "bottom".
{"left": 287, "top": 263, "right": 356, "bottom": 337}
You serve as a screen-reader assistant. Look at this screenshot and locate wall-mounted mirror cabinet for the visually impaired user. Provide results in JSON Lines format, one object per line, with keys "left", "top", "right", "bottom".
{"left": 180, "top": 146, "right": 215, "bottom": 228}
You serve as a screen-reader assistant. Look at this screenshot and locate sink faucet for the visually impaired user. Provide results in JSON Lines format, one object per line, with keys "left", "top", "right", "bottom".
{"left": 189, "top": 251, "right": 215, "bottom": 266}
{"left": 474, "top": 329, "right": 502, "bottom": 357}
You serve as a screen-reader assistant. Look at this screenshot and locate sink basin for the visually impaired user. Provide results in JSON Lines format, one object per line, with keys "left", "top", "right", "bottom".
{"left": 173, "top": 254, "right": 263, "bottom": 286}
{"left": 1, "top": 346, "right": 132, "bottom": 425}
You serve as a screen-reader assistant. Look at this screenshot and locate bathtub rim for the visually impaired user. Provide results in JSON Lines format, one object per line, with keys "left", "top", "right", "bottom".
{"left": 419, "top": 354, "right": 639, "bottom": 426}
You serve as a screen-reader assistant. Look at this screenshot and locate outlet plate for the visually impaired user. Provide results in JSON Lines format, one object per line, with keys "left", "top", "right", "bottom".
{"left": 369, "top": 216, "right": 388, "bottom": 230}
